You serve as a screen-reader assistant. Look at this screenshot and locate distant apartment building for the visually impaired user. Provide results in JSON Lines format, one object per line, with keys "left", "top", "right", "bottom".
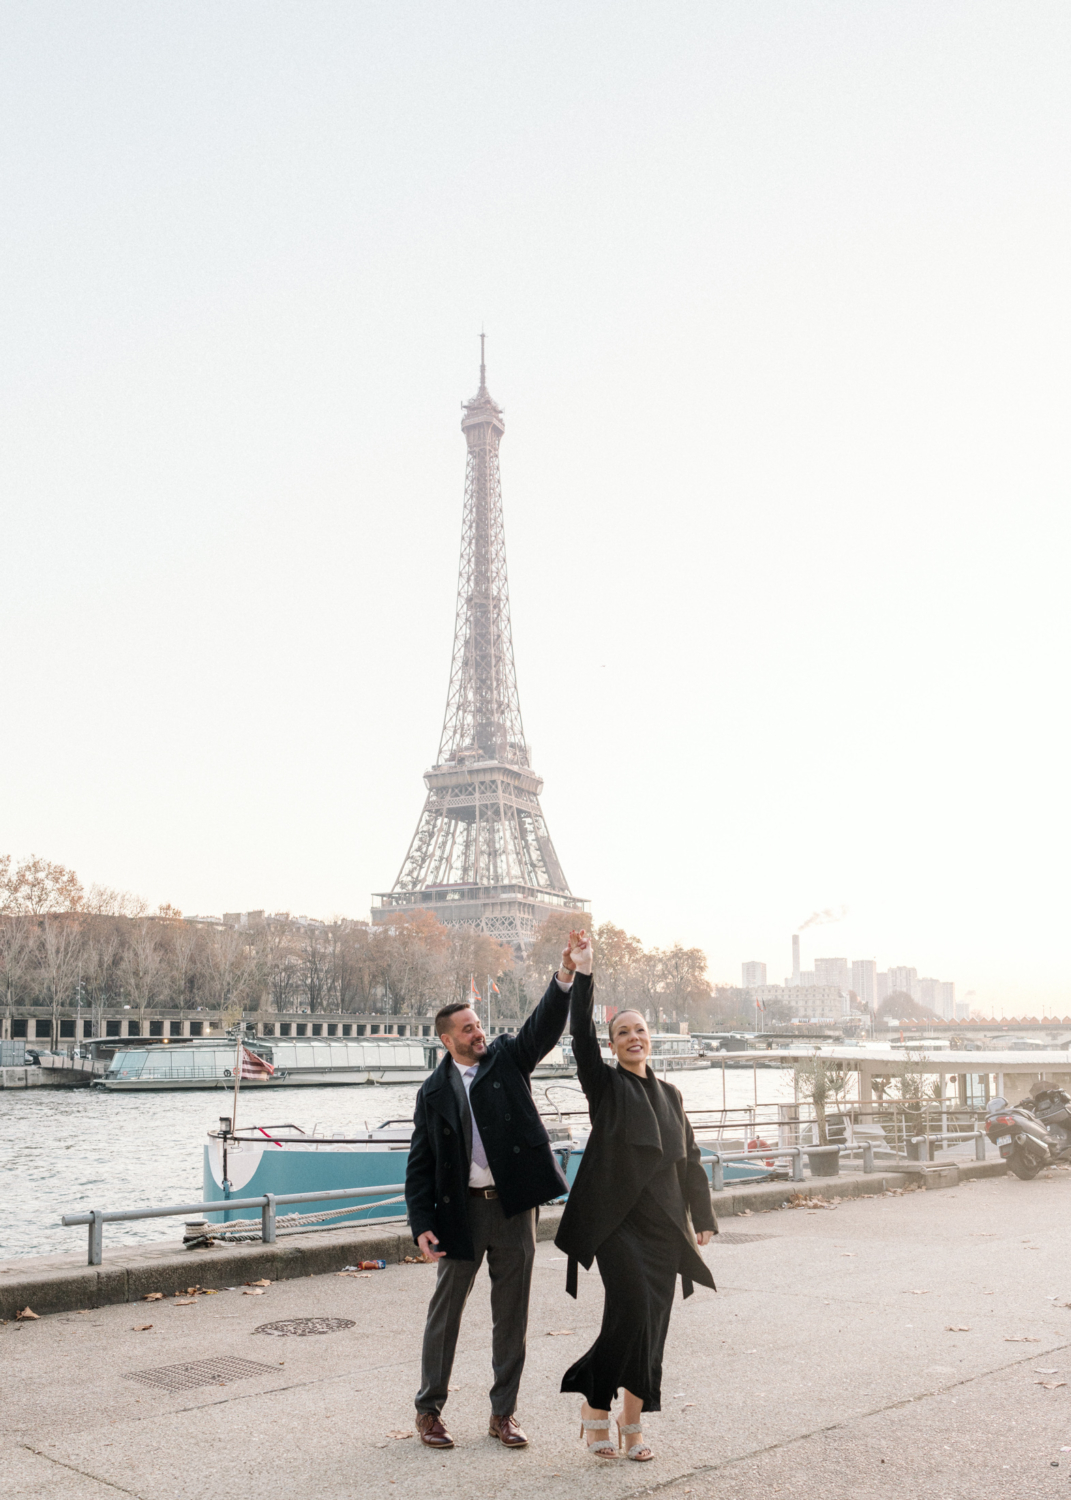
{"left": 888, "top": 966, "right": 919, "bottom": 1000}
{"left": 742, "top": 961, "right": 767, "bottom": 987}
{"left": 941, "top": 981, "right": 956, "bottom": 1018}
{"left": 751, "top": 985, "right": 849, "bottom": 1019}
{"left": 877, "top": 972, "right": 890, "bottom": 1002}
{"left": 918, "top": 977, "right": 957, "bottom": 1019}
{"left": 815, "top": 957, "right": 849, "bottom": 991}
{"left": 851, "top": 959, "right": 877, "bottom": 1009}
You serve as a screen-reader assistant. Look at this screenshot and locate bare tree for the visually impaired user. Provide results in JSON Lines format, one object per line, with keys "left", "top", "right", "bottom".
{"left": 39, "top": 916, "right": 83, "bottom": 1044}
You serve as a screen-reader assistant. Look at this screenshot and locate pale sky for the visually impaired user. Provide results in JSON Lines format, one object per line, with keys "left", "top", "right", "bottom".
{"left": 3, "top": 3, "right": 1070, "bottom": 1016}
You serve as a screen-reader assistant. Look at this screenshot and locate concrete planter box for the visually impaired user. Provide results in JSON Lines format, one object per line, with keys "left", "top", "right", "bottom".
{"left": 806, "top": 1146, "right": 841, "bottom": 1178}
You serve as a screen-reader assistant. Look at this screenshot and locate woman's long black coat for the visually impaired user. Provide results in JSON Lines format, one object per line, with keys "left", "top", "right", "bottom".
{"left": 554, "top": 972, "right": 717, "bottom": 1296}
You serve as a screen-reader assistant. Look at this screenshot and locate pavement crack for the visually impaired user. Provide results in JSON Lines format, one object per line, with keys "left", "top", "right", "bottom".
{"left": 613, "top": 1338, "right": 1071, "bottom": 1496}
{"left": 20, "top": 1444, "right": 147, "bottom": 1498}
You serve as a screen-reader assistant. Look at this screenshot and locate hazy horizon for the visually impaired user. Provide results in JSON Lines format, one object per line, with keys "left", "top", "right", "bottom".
{"left": 3, "top": 4, "right": 1070, "bottom": 1018}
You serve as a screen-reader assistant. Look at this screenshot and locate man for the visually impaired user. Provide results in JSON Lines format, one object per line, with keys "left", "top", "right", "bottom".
{"left": 405, "top": 939, "right": 581, "bottom": 1450}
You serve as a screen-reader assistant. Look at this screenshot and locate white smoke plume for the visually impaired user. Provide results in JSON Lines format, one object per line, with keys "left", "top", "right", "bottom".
{"left": 797, "top": 905, "right": 848, "bottom": 932}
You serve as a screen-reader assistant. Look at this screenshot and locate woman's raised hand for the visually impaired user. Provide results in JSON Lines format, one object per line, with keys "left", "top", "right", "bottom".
{"left": 568, "top": 929, "right": 593, "bottom": 976}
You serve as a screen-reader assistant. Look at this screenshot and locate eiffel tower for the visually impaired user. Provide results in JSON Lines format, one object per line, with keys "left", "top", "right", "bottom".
{"left": 373, "top": 341, "right": 586, "bottom": 951}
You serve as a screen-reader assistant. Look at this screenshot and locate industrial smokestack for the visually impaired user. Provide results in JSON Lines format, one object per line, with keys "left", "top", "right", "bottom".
{"left": 792, "top": 933, "right": 800, "bottom": 986}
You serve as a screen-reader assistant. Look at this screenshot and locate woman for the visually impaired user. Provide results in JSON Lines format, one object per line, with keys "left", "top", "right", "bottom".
{"left": 555, "top": 930, "right": 717, "bottom": 1462}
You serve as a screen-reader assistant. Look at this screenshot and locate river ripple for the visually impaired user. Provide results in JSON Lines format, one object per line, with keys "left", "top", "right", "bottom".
{"left": 0, "top": 1064, "right": 795, "bottom": 1259}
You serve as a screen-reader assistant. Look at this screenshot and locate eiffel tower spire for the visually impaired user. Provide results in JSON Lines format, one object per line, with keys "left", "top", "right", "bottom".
{"left": 373, "top": 342, "right": 586, "bottom": 951}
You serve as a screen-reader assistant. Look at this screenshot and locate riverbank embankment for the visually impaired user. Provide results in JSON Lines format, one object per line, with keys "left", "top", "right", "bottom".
{"left": 0, "top": 1160, "right": 1007, "bottom": 1321}
{"left": 5, "top": 1162, "right": 1069, "bottom": 1500}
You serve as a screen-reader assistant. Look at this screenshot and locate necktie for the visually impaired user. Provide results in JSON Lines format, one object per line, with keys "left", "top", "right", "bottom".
{"left": 464, "top": 1066, "right": 489, "bottom": 1169}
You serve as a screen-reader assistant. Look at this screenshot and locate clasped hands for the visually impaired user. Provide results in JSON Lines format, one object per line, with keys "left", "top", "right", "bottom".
{"left": 559, "top": 928, "right": 592, "bottom": 979}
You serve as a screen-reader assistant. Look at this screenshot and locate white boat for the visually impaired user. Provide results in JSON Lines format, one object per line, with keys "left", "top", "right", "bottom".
{"left": 94, "top": 1035, "right": 574, "bottom": 1090}
{"left": 94, "top": 1037, "right": 436, "bottom": 1091}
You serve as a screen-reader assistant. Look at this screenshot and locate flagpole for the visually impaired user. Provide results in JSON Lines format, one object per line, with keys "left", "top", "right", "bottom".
{"left": 231, "top": 1031, "right": 242, "bottom": 1136}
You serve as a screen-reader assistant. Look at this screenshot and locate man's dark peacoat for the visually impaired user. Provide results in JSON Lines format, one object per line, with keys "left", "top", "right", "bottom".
{"left": 405, "top": 977, "right": 571, "bottom": 1261}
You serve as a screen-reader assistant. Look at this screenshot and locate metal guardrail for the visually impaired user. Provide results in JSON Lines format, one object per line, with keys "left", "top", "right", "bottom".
{"left": 62, "top": 1182, "right": 406, "bottom": 1266}
{"left": 704, "top": 1146, "right": 806, "bottom": 1190}
{"left": 910, "top": 1130, "right": 987, "bottom": 1163}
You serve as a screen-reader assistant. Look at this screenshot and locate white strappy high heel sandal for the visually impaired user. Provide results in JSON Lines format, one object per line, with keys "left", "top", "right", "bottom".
{"left": 579, "top": 1414, "right": 616, "bottom": 1458}
{"left": 617, "top": 1420, "right": 654, "bottom": 1461}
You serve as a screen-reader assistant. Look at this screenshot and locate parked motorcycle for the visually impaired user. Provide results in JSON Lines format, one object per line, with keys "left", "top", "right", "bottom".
{"left": 985, "top": 1087, "right": 1071, "bottom": 1179}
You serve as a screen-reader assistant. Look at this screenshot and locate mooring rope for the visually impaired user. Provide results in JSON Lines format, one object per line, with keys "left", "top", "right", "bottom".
{"left": 183, "top": 1195, "right": 405, "bottom": 1246}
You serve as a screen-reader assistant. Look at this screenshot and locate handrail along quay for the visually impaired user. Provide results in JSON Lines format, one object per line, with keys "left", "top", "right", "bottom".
{"left": 62, "top": 1182, "right": 405, "bottom": 1266}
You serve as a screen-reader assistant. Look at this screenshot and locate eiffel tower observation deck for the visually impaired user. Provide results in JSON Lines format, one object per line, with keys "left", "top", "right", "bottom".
{"left": 373, "top": 342, "right": 586, "bottom": 951}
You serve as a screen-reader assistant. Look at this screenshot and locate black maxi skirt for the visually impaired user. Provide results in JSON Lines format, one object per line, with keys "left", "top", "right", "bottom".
{"left": 560, "top": 1189, "right": 681, "bottom": 1413}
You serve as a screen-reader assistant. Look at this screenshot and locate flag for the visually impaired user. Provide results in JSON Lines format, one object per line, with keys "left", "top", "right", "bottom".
{"left": 470, "top": 978, "right": 482, "bottom": 1002}
{"left": 240, "top": 1045, "right": 275, "bottom": 1079}
{"left": 489, "top": 979, "right": 500, "bottom": 995}
{"left": 754, "top": 995, "right": 766, "bottom": 1013}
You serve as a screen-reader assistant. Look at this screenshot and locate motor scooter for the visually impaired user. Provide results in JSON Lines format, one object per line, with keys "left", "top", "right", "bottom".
{"left": 985, "top": 1087, "right": 1071, "bottom": 1180}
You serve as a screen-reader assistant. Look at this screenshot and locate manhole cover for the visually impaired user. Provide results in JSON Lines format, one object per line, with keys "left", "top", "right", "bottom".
{"left": 123, "top": 1357, "right": 278, "bottom": 1393}
{"left": 254, "top": 1317, "right": 356, "bottom": 1337}
{"left": 712, "top": 1233, "right": 772, "bottom": 1244}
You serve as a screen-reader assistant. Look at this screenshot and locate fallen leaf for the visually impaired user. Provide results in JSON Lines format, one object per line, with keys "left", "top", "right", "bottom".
{"left": 243, "top": 1289, "right": 265, "bottom": 1296}
{"left": 738, "top": 1209, "right": 753, "bottom": 1217}
{"left": 905, "top": 1291, "right": 931, "bottom": 1296}
{"left": 16, "top": 1307, "right": 39, "bottom": 1321}
{"left": 946, "top": 1326, "right": 971, "bottom": 1332}
{"left": 681, "top": 1402, "right": 695, "bottom": 1409}
{"left": 336, "top": 1271, "right": 372, "bottom": 1279}
{"left": 1005, "top": 1337, "right": 1042, "bottom": 1343}
{"left": 1036, "top": 1381, "right": 1067, "bottom": 1390}
{"left": 1035, "top": 1369, "right": 1060, "bottom": 1375}
{"left": 202, "top": 1289, "right": 219, "bottom": 1296}
{"left": 545, "top": 1330, "right": 575, "bottom": 1336}
{"left": 133, "top": 1324, "right": 153, "bottom": 1331}
{"left": 841, "top": 1253, "right": 856, "bottom": 1257}
{"left": 142, "top": 1293, "right": 163, "bottom": 1302}
{"left": 247, "top": 1279, "right": 271, "bottom": 1287}
{"left": 173, "top": 1299, "right": 197, "bottom": 1306}
{"left": 387, "top": 1430, "right": 412, "bottom": 1440}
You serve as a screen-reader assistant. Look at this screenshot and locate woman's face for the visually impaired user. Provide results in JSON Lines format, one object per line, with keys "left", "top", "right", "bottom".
{"left": 611, "top": 1011, "right": 651, "bottom": 1067}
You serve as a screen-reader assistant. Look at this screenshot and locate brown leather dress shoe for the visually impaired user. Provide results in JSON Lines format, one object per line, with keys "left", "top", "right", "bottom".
{"left": 416, "top": 1412, "right": 455, "bottom": 1448}
{"left": 488, "top": 1413, "right": 529, "bottom": 1447}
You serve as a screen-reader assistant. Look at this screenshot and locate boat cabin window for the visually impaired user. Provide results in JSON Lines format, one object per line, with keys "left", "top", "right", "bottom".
{"left": 110, "top": 1049, "right": 148, "bottom": 1077}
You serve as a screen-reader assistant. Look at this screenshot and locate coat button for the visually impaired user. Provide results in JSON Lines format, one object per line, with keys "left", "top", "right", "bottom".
{"left": 504, "top": 1113, "right": 511, "bottom": 1121}
{"left": 443, "top": 1194, "right": 450, "bottom": 1203}
{"left": 493, "top": 1081, "right": 501, "bottom": 1088}
{"left": 513, "top": 1145, "right": 520, "bottom": 1154}
{"left": 443, "top": 1126, "right": 451, "bottom": 1135}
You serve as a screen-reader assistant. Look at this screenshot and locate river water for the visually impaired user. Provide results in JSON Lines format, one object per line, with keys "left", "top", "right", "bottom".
{"left": 0, "top": 1064, "right": 796, "bottom": 1260}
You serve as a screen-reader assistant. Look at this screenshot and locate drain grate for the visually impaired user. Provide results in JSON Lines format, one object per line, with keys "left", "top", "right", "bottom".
{"left": 253, "top": 1317, "right": 356, "bottom": 1338}
{"left": 123, "top": 1357, "right": 278, "bottom": 1393}
{"left": 712, "top": 1233, "right": 773, "bottom": 1245}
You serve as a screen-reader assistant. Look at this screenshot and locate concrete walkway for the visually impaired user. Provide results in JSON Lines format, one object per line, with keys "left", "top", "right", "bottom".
{"left": 4, "top": 1165, "right": 1071, "bottom": 1500}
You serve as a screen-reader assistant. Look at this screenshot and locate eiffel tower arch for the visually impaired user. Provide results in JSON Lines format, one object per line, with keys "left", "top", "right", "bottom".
{"left": 373, "top": 342, "right": 587, "bottom": 953}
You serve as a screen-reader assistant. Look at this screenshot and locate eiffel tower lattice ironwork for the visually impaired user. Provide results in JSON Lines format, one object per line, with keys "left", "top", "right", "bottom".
{"left": 373, "top": 341, "right": 586, "bottom": 951}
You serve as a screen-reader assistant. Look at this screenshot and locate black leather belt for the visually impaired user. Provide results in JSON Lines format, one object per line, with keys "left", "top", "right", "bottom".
{"left": 469, "top": 1186, "right": 498, "bottom": 1199}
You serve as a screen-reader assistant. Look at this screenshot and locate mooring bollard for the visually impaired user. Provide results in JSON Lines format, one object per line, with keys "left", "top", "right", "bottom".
{"left": 262, "top": 1193, "right": 277, "bottom": 1244}
{"left": 975, "top": 1132, "right": 986, "bottom": 1161}
{"left": 862, "top": 1142, "right": 874, "bottom": 1174}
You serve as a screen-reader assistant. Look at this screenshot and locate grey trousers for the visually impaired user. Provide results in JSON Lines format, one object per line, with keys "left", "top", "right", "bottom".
{"left": 416, "top": 1196, "right": 537, "bottom": 1418}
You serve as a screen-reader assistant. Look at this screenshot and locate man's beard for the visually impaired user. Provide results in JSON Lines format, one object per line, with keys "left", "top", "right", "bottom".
{"left": 454, "top": 1037, "right": 487, "bottom": 1065}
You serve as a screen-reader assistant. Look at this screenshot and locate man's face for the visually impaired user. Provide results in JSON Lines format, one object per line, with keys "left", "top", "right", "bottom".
{"left": 441, "top": 1008, "right": 487, "bottom": 1066}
